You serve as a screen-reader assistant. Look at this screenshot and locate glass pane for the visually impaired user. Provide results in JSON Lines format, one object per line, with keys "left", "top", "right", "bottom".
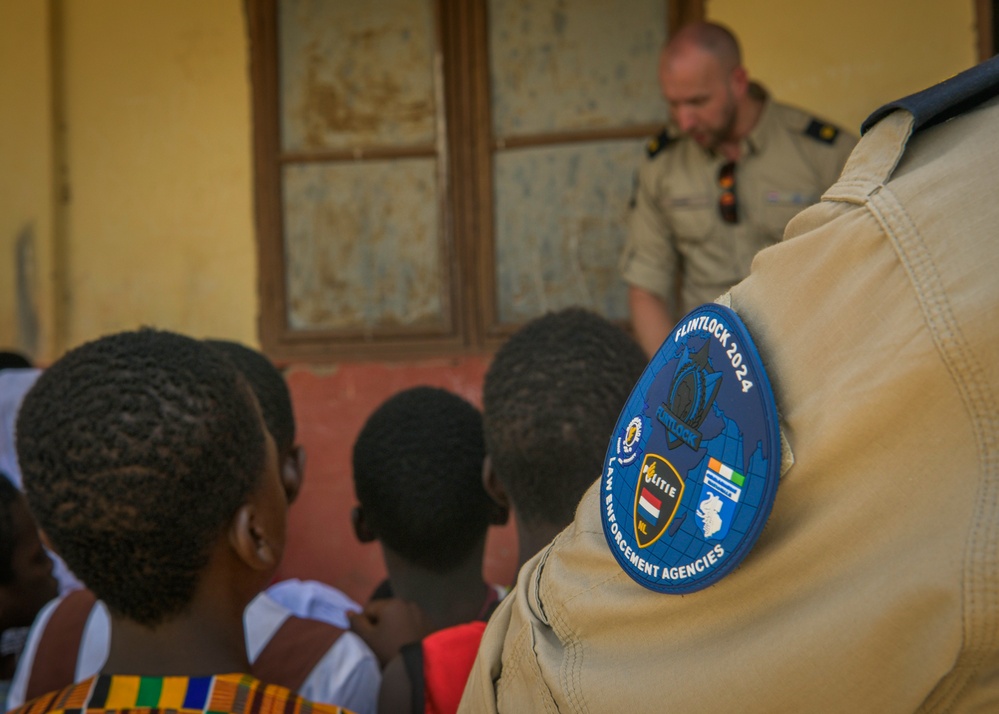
{"left": 493, "top": 141, "right": 643, "bottom": 324}
{"left": 282, "top": 159, "right": 445, "bottom": 331}
{"left": 279, "top": 0, "right": 437, "bottom": 151}
{"left": 489, "top": 0, "right": 667, "bottom": 137}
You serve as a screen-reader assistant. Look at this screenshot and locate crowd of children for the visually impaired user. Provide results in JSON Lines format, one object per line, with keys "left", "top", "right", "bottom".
{"left": 0, "top": 308, "right": 644, "bottom": 714}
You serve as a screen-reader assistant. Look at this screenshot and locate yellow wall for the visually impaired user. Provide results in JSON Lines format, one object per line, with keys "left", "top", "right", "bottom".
{"left": 0, "top": 1, "right": 55, "bottom": 360}
{"left": 0, "top": 0, "right": 983, "bottom": 362}
{"left": 60, "top": 0, "right": 257, "bottom": 352}
{"left": 0, "top": 0, "right": 257, "bottom": 362}
{"left": 708, "top": 0, "right": 977, "bottom": 132}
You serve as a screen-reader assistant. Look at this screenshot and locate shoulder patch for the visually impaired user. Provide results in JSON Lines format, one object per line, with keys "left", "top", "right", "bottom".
{"left": 646, "top": 129, "right": 671, "bottom": 158}
{"left": 600, "top": 304, "right": 781, "bottom": 594}
{"left": 804, "top": 119, "right": 839, "bottom": 144}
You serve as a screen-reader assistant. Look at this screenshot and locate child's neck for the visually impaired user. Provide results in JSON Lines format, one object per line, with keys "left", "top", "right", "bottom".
{"left": 383, "top": 548, "right": 489, "bottom": 631}
{"left": 103, "top": 605, "right": 250, "bottom": 677}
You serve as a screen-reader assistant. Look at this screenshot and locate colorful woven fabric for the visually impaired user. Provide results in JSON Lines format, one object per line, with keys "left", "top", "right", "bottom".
{"left": 10, "top": 673, "right": 353, "bottom": 714}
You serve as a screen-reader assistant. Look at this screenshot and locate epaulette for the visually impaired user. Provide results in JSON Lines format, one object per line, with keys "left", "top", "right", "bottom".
{"left": 861, "top": 54, "right": 999, "bottom": 135}
{"left": 646, "top": 129, "right": 671, "bottom": 158}
{"left": 804, "top": 119, "right": 839, "bottom": 145}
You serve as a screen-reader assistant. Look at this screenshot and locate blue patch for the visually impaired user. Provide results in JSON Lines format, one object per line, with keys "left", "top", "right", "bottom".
{"left": 600, "top": 304, "right": 780, "bottom": 594}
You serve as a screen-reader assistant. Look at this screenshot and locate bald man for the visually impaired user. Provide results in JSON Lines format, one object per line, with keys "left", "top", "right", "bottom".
{"left": 621, "top": 22, "right": 856, "bottom": 355}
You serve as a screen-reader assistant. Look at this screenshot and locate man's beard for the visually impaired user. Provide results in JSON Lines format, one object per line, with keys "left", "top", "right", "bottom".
{"left": 692, "top": 94, "right": 738, "bottom": 151}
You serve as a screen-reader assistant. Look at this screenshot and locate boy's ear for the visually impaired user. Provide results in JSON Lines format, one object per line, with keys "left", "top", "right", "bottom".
{"left": 281, "top": 444, "right": 306, "bottom": 504}
{"left": 351, "top": 505, "right": 377, "bottom": 543}
{"left": 230, "top": 503, "right": 280, "bottom": 571}
{"left": 482, "top": 456, "right": 510, "bottom": 525}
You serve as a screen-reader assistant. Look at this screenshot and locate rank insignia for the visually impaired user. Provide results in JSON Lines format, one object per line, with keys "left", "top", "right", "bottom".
{"left": 600, "top": 304, "right": 781, "bottom": 594}
{"left": 805, "top": 119, "right": 839, "bottom": 144}
{"left": 646, "top": 128, "right": 671, "bottom": 158}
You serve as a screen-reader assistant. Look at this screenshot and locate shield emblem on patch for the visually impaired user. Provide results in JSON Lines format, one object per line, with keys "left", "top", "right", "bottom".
{"left": 634, "top": 454, "right": 684, "bottom": 548}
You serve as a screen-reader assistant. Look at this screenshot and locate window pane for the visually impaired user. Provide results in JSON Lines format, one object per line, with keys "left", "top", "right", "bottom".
{"left": 279, "top": 0, "right": 437, "bottom": 151}
{"left": 493, "top": 141, "right": 643, "bottom": 324}
{"left": 282, "top": 159, "right": 446, "bottom": 331}
{"left": 489, "top": 0, "right": 667, "bottom": 137}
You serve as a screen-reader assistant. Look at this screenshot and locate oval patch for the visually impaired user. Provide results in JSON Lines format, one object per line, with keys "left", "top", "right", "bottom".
{"left": 600, "top": 304, "right": 780, "bottom": 594}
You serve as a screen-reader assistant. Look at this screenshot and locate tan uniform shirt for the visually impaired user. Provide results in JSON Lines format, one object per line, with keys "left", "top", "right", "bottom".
{"left": 621, "top": 94, "right": 856, "bottom": 313}
{"left": 461, "top": 76, "right": 999, "bottom": 711}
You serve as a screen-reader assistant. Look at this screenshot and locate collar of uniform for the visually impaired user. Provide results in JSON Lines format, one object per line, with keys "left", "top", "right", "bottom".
{"left": 741, "top": 84, "right": 774, "bottom": 158}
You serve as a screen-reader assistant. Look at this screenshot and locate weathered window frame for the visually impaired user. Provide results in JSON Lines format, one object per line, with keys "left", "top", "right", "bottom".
{"left": 247, "top": 0, "right": 702, "bottom": 361}
{"left": 977, "top": 0, "right": 997, "bottom": 60}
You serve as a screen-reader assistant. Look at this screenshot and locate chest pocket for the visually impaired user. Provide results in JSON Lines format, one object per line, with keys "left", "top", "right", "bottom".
{"left": 757, "top": 190, "right": 820, "bottom": 241}
{"left": 666, "top": 194, "right": 715, "bottom": 245}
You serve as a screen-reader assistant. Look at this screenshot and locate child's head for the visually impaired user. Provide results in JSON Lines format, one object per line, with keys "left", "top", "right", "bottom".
{"left": 483, "top": 308, "right": 648, "bottom": 530}
{"left": 0, "top": 352, "right": 32, "bottom": 371}
{"left": 16, "top": 329, "right": 283, "bottom": 628}
{"left": 0, "top": 471, "right": 57, "bottom": 630}
{"left": 351, "top": 386, "right": 490, "bottom": 573}
{"left": 204, "top": 339, "right": 304, "bottom": 503}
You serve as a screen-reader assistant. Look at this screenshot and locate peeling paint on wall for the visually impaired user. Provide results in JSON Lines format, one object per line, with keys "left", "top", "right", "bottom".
{"left": 487, "top": 0, "right": 667, "bottom": 325}
{"left": 489, "top": 0, "right": 667, "bottom": 136}
{"left": 283, "top": 158, "right": 445, "bottom": 331}
{"left": 279, "top": 0, "right": 437, "bottom": 151}
{"left": 493, "top": 141, "right": 643, "bottom": 323}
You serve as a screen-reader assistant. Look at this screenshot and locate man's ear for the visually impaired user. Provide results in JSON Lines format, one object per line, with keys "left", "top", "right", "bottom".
{"left": 281, "top": 444, "right": 306, "bottom": 504}
{"left": 729, "top": 65, "right": 749, "bottom": 98}
{"left": 351, "top": 505, "right": 377, "bottom": 543}
{"left": 230, "top": 503, "right": 279, "bottom": 571}
{"left": 482, "top": 456, "right": 510, "bottom": 525}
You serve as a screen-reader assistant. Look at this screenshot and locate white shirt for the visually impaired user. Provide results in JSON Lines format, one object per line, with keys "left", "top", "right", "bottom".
{"left": 8, "top": 585, "right": 380, "bottom": 714}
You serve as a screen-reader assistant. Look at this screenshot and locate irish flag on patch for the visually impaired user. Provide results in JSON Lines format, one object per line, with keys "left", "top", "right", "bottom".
{"left": 638, "top": 487, "right": 662, "bottom": 521}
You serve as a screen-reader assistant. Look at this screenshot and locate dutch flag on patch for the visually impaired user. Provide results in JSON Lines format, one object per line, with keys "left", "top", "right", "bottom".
{"left": 639, "top": 488, "right": 661, "bottom": 521}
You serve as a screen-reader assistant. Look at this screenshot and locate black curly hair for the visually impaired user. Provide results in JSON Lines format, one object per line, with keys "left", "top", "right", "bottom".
{"left": 204, "top": 340, "right": 295, "bottom": 456}
{"left": 16, "top": 329, "right": 266, "bottom": 627}
{"left": 352, "top": 386, "right": 489, "bottom": 573}
{"left": 483, "top": 308, "right": 647, "bottom": 528}
{"left": 0, "top": 471, "right": 21, "bottom": 585}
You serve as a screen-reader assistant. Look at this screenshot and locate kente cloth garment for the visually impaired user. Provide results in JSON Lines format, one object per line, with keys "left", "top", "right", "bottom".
{"left": 9, "top": 673, "right": 353, "bottom": 714}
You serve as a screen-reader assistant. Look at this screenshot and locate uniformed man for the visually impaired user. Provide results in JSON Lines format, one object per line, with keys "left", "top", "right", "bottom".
{"left": 460, "top": 54, "right": 999, "bottom": 713}
{"left": 622, "top": 22, "right": 856, "bottom": 355}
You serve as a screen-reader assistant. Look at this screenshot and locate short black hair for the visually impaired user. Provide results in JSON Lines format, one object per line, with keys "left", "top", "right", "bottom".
{"left": 0, "top": 351, "right": 32, "bottom": 371}
{"left": 16, "top": 329, "right": 266, "bottom": 627}
{"left": 204, "top": 340, "right": 295, "bottom": 456}
{"left": 352, "top": 386, "right": 489, "bottom": 572}
{"left": 483, "top": 308, "right": 647, "bottom": 528}
{"left": 0, "top": 472, "right": 22, "bottom": 584}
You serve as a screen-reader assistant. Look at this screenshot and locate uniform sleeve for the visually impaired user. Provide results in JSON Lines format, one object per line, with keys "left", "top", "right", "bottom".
{"left": 619, "top": 159, "right": 678, "bottom": 301}
{"left": 456, "top": 561, "right": 521, "bottom": 714}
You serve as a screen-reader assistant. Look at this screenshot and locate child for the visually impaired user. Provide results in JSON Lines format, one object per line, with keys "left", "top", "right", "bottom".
{"left": 348, "top": 387, "right": 505, "bottom": 669}
{"left": 8, "top": 339, "right": 379, "bottom": 714}
{"left": 10, "top": 329, "right": 351, "bottom": 714}
{"left": 380, "top": 308, "right": 648, "bottom": 714}
{"left": 0, "top": 472, "right": 58, "bottom": 709}
{"left": 480, "top": 307, "right": 648, "bottom": 567}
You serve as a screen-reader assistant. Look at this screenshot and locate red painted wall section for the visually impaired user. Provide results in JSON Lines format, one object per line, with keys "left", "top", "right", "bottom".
{"left": 275, "top": 356, "right": 519, "bottom": 605}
